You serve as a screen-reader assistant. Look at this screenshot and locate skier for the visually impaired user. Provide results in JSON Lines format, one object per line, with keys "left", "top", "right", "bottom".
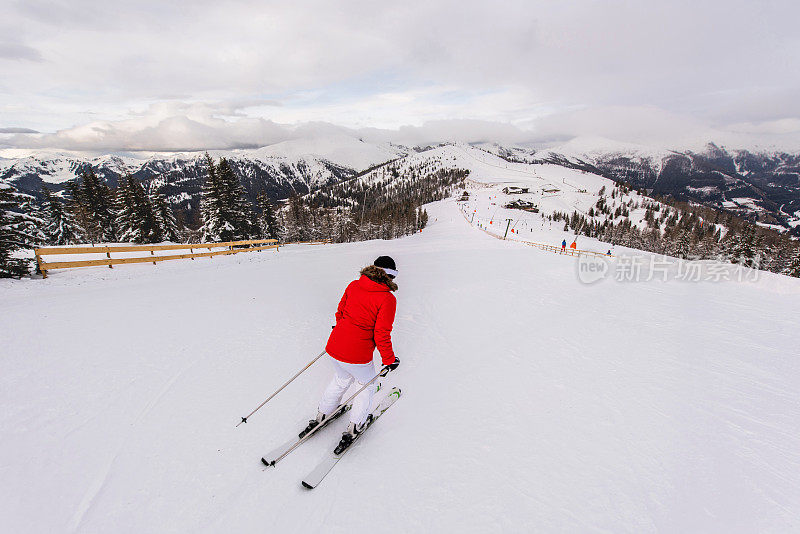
{"left": 570, "top": 240, "right": 577, "bottom": 250}
{"left": 561, "top": 239, "right": 567, "bottom": 253}
{"left": 301, "top": 256, "right": 400, "bottom": 453}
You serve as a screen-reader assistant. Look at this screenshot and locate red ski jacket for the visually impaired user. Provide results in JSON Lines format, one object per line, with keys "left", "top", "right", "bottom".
{"left": 326, "top": 273, "right": 397, "bottom": 366}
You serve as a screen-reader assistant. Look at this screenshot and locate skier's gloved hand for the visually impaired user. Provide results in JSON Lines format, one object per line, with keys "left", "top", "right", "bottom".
{"left": 387, "top": 357, "right": 400, "bottom": 371}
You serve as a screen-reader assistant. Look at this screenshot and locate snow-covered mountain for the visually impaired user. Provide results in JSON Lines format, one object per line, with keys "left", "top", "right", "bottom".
{"left": 4, "top": 136, "right": 800, "bottom": 232}
{"left": 0, "top": 137, "right": 408, "bottom": 209}
{"left": 341, "top": 142, "right": 660, "bottom": 231}
{"left": 310, "top": 142, "right": 797, "bottom": 274}
{"left": 537, "top": 139, "right": 800, "bottom": 233}
{"left": 411, "top": 139, "right": 800, "bottom": 233}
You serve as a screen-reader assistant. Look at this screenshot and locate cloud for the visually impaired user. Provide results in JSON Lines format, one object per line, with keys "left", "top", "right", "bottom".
{"left": 4, "top": 100, "right": 799, "bottom": 155}
{"left": 3, "top": 115, "right": 290, "bottom": 153}
{"left": 0, "top": 101, "right": 530, "bottom": 152}
{"left": 728, "top": 118, "right": 800, "bottom": 136}
{"left": 0, "top": 43, "right": 43, "bottom": 62}
{"left": 360, "top": 120, "right": 530, "bottom": 147}
{"left": 1, "top": 1, "right": 799, "bottom": 151}
{"left": 0, "top": 127, "right": 39, "bottom": 133}
{"left": 522, "top": 106, "right": 716, "bottom": 147}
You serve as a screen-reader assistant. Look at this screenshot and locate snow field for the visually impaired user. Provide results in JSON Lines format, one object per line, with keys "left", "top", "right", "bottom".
{"left": 1, "top": 198, "right": 799, "bottom": 532}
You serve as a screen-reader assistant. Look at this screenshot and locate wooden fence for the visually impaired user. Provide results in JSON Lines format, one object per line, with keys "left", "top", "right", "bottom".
{"left": 519, "top": 241, "right": 611, "bottom": 258}
{"left": 460, "top": 208, "right": 612, "bottom": 259}
{"left": 34, "top": 239, "right": 279, "bottom": 278}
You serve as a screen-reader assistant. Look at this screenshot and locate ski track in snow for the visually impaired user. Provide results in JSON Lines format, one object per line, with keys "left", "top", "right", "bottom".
{"left": 2, "top": 197, "right": 800, "bottom": 532}
{"left": 68, "top": 358, "right": 198, "bottom": 532}
{"left": 68, "top": 450, "right": 116, "bottom": 532}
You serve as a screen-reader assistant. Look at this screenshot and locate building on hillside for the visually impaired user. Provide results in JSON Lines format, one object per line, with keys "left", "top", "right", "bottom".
{"left": 502, "top": 186, "right": 529, "bottom": 195}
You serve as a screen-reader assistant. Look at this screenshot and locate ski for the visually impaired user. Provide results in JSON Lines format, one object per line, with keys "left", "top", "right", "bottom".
{"left": 301, "top": 387, "right": 401, "bottom": 489}
{"left": 261, "top": 405, "right": 350, "bottom": 466}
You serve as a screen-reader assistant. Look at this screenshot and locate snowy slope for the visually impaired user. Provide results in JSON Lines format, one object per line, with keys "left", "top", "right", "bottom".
{"left": 357, "top": 142, "right": 597, "bottom": 190}
{"left": 2, "top": 199, "right": 800, "bottom": 533}
{"left": 467, "top": 140, "right": 800, "bottom": 231}
{"left": 354, "top": 143, "right": 659, "bottom": 238}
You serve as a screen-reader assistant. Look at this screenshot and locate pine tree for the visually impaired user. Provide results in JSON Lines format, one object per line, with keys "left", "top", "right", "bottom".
{"left": 78, "top": 169, "right": 118, "bottom": 242}
{"left": 697, "top": 231, "right": 721, "bottom": 259}
{"left": 117, "top": 176, "right": 162, "bottom": 244}
{"left": 256, "top": 192, "right": 282, "bottom": 241}
{"left": 331, "top": 208, "right": 356, "bottom": 242}
{"left": 785, "top": 248, "right": 800, "bottom": 278}
{"left": 674, "top": 230, "right": 691, "bottom": 259}
{"left": 200, "top": 153, "right": 226, "bottom": 242}
{"left": 200, "top": 155, "right": 254, "bottom": 242}
{"left": 728, "top": 226, "right": 756, "bottom": 266}
{"left": 65, "top": 179, "right": 96, "bottom": 240}
{"left": 285, "top": 192, "right": 309, "bottom": 242}
{"left": 418, "top": 208, "right": 429, "bottom": 230}
{"left": 152, "top": 190, "right": 181, "bottom": 242}
{"left": 41, "top": 186, "right": 83, "bottom": 245}
{"left": 0, "top": 180, "right": 43, "bottom": 277}
{"left": 217, "top": 157, "right": 254, "bottom": 239}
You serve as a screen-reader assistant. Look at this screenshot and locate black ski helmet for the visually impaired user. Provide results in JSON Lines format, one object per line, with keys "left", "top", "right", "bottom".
{"left": 373, "top": 256, "right": 397, "bottom": 278}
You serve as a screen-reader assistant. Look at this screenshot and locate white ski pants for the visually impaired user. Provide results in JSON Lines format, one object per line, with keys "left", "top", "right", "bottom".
{"left": 318, "top": 356, "right": 377, "bottom": 427}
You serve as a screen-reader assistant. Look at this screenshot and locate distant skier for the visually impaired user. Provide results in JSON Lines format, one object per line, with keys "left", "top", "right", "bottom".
{"left": 606, "top": 249, "right": 612, "bottom": 256}
{"left": 570, "top": 240, "right": 577, "bottom": 250}
{"left": 302, "top": 256, "right": 400, "bottom": 453}
{"left": 561, "top": 239, "right": 567, "bottom": 253}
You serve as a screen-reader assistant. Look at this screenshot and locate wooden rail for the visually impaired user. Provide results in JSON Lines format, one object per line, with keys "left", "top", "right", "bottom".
{"left": 520, "top": 241, "right": 611, "bottom": 258}
{"left": 35, "top": 239, "right": 279, "bottom": 278}
{"left": 286, "top": 239, "right": 332, "bottom": 245}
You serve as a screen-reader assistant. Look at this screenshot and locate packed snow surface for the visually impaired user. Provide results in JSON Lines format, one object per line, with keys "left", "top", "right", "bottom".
{"left": 2, "top": 199, "right": 800, "bottom": 533}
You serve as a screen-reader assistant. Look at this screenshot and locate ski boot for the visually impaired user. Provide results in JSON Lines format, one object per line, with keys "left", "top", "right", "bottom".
{"left": 334, "top": 415, "right": 373, "bottom": 455}
{"left": 299, "top": 412, "right": 327, "bottom": 439}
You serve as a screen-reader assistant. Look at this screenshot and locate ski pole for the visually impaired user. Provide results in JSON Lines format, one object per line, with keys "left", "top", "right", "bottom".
{"left": 237, "top": 349, "right": 327, "bottom": 427}
{"left": 268, "top": 365, "right": 392, "bottom": 466}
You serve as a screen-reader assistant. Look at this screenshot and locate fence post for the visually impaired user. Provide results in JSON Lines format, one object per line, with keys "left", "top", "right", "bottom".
{"left": 107, "top": 250, "right": 113, "bottom": 268}
{"left": 35, "top": 249, "right": 47, "bottom": 279}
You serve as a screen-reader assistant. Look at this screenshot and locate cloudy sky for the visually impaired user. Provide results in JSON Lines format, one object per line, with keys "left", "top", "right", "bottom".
{"left": 1, "top": 0, "right": 799, "bottom": 153}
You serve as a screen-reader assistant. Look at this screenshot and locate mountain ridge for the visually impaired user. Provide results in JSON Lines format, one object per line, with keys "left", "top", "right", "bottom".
{"left": 3, "top": 137, "right": 799, "bottom": 233}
